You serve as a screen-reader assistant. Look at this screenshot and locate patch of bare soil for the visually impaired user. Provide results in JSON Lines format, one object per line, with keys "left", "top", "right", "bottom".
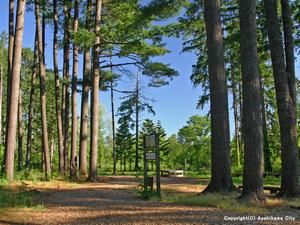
{"left": 0, "top": 176, "right": 298, "bottom": 225}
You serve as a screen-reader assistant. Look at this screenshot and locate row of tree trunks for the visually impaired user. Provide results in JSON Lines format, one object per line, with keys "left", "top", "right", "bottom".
{"left": 79, "top": 0, "right": 92, "bottom": 177}
{"left": 264, "top": 0, "right": 299, "bottom": 197}
{"left": 203, "top": 0, "right": 234, "bottom": 193}
{"left": 34, "top": 0, "right": 50, "bottom": 179}
{"left": 239, "top": 0, "right": 265, "bottom": 202}
{"left": 70, "top": 0, "right": 79, "bottom": 180}
{"left": 88, "top": 0, "right": 102, "bottom": 181}
{"left": 4, "top": 0, "right": 26, "bottom": 180}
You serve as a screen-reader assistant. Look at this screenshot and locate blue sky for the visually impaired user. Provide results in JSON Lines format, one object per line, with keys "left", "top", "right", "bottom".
{"left": 1, "top": 1, "right": 298, "bottom": 137}
{"left": 0, "top": 1, "right": 206, "bottom": 136}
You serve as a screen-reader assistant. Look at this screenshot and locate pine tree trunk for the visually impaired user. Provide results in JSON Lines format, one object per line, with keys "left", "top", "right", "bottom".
{"left": 3, "top": 0, "right": 15, "bottom": 172}
{"left": 53, "top": 0, "right": 64, "bottom": 176}
{"left": 88, "top": 0, "right": 102, "bottom": 181}
{"left": 0, "top": 48, "right": 3, "bottom": 144}
{"left": 202, "top": 0, "right": 234, "bottom": 193}
{"left": 35, "top": 0, "right": 50, "bottom": 179}
{"left": 259, "top": 72, "right": 272, "bottom": 173}
{"left": 239, "top": 0, "right": 266, "bottom": 202}
{"left": 110, "top": 59, "right": 117, "bottom": 176}
{"left": 26, "top": 35, "right": 37, "bottom": 170}
{"left": 62, "top": 0, "right": 71, "bottom": 174}
{"left": 17, "top": 89, "right": 23, "bottom": 171}
{"left": 5, "top": 0, "right": 26, "bottom": 180}
{"left": 134, "top": 75, "right": 139, "bottom": 171}
{"left": 70, "top": 0, "right": 79, "bottom": 180}
{"left": 264, "top": 0, "right": 299, "bottom": 197}
{"left": 79, "top": 0, "right": 92, "bottom": 177}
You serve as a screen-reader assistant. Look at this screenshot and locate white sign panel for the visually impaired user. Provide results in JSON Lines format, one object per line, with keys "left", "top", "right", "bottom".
{"left": 146, "top": 152, "right": 156, "bottom": 160}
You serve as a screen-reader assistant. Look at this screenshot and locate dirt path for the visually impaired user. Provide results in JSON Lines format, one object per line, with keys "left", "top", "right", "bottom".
{"left": 0, "top": 176, "right": 298, "bottom": 225}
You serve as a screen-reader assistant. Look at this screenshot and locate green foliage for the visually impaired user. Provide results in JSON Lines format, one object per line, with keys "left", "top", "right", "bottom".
{"left": 136, "top": 179, "right": 158, "bottom": 200}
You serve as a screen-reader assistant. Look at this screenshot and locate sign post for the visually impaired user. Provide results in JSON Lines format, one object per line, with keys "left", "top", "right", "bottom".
{"left": 143, "top": 133, "right": 160, "bottom": 198}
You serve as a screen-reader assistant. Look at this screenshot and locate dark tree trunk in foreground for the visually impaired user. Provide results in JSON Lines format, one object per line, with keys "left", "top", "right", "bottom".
{"left": 202, "top": 0, "right": 234, "bottom": 193}
{"left": 264, "top": 0, "right": 299, "bottom": 197}
{"left": 17, "top": 89, "right": 23, "bottom": 171}
{"left": 5, "top": 0, "right": 26, "bottom": 180}
{"left": 88, "top": 0, "right": 102, "bottom": 181}
{"left": 35, "top": 0, "right": 51, "bottom": 179}
{"left": 79, "top": 0, "right": 92, "bottom": 177}
{"left": 53, "top": 0, "right": 64, "bottom": 176}
{"left": 26, "top": 34, "right": 38, "bottom": 170}
{"left": 70, "top": 0, "right": 79, "bottom": 180}
{"left": 63, "top": 0, "right": 71, "bottom": 174}
{"left": 239, "top": 0, "right": 266, "bottom": 202}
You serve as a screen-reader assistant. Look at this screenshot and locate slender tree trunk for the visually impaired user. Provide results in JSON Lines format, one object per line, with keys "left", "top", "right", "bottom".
{"left": 231, "top": 61, "right": 241, "bottom": 167}
{"left": 202, "top": 0, "right": 234, "bottom": 193}
{"left": 70, "top": 0, "right": 79, "bottom": 180}
{"left": 79, "top": 0, "right": 92, "bottom": 177}
{"left": 53, "top": 0, "right": 64, "bottom": 176}
{"left": 0, "top": 48, "right": 3, "bottom": 144}
{"left": 3, "top": 0, "right": 15, "bottom": 172}
{"left": 264, "top": 0, "right": 299, "bottom": 197}
{"left": 134, "top": 75, "right": 139, "bottom": 171}
{"left": 35, "top": 0, "right": 50, "bottom": 179}
{"left": 50, "top": 138, "right": 54, "bottom": 171}
{"left": 110, "top": 58, "right": 117, "bottom": 176}
{"left": 88, "top": 0, "right": 102, "bottom": 181}
{"left": 259, "top": 72, "right": 272, "bottom": 173}
{"left": 239, "top": 0, "right": 266, "bottom": 202}
{"left": 62, "top": 0, "right": 71, "bottom": 174}
{"left": 5, "top": 0, "right": 26, "bottom": 180}
{"left": 26, "top": 35, "right": 37, "bottom": 170}
{"left": 17, "top": 89, "right": 23, "bottom": 171}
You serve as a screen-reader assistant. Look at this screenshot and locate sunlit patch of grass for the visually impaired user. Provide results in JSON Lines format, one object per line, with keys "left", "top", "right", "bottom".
{"left": 162, "top": 192, "right": 300, "bottom": 214}
{"left": 0, "top": 189, "right": 44, "bottom": 210}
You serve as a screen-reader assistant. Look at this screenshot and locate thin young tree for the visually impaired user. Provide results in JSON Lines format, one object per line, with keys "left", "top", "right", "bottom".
{"left": 17, "top": 88, "right": 23, "bottom": 170}
{"left": 88, "top": 0, "right": 102, "bottom": 181}
{"left": 239, "top": 0, "right": 266, "bottom": 202}
{"left": 53, "top": 0, "right": 64, "bottom": 175}
{"left": 79, "top": 0, "right": 92, "bottom": 177}
{"left": 70, "top": 0, "right": 79, "bottom": 180}
{"left": 35, "top": 0, "right": 50, "bottom": 179}
{"left": 26, "top": 34, "right": 38, "bottom": 170}
{"left": 202, "top": 0, "right": 234, "bottom": 192}
{"left": 5, "top": 0, "right": 26, "bottom": 180}
{"left": 264, "top": 0, "right": 299, "bottom": 197}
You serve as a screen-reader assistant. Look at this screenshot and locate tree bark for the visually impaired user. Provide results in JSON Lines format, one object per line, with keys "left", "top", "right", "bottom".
{"left": 3, "top": 0, "right": 15, "bottom": 172}
{"left": 239, "top": 0, "right": 266, "bottom": 202}
{"left": 17, "top": 89, "right": 23, "bottom": 171}
{"left": 79, "top": 0, "right": 92, "bottom": 177}
{"left": 230, "top": 61, "right": 241, "bottom": 167}
{"left": 5, "top": 0, "right": 26, "bottom": 180}
{"left": 202, "top": 0, "right": 234, "bottom": 193}
{"left": 110, "top": 57, "right": 117, "bottom": 176}
{"left": 70, "top": 0, "right": 79, "bottom": 180}
{"left": 134, "top": 75, "right": 139, "bottom": 171}
{"left": 62, "top": 0, "right": 71, "bottom": 174}
{"left": 35, "top": 0, "right": 51, "bottom": 179}
{"left": 88, "top": 0, "right": 102, "bottom": 181}
{"left": 264, "top": 0, "right": 299, "bottom": 197}
{"left": 26, "top": 34, "right": 38, "bottom": 170}
{"left": 53, "top": 0, "right": 64, "bottom": 176}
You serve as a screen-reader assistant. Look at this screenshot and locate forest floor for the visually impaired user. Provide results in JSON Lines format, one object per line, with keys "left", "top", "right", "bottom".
{"left": 0, "top": 176, "right": 299, "bottom": 225}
